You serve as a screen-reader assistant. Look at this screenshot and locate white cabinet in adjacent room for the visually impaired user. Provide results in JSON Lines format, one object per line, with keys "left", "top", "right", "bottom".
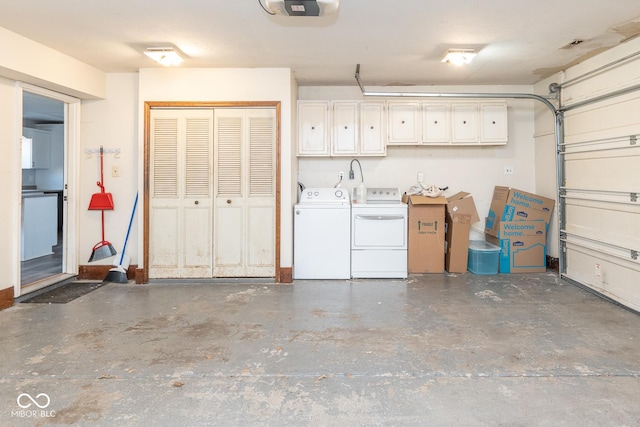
{"left": 297, "top": 101, "right": 330, "bottom": 156}
{"left": 22, "top": 128, "right": 51, "bottom": 169}
{"left": 21, "top": 193, "right": 57, "bottom": 260}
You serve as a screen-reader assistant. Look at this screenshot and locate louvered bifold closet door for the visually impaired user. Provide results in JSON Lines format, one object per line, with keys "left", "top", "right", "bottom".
{"left": 149, "top": 109, "right": 214, "bottom": 278}
{"left": 214, "top": 108, "right": 276, "bottom": 277}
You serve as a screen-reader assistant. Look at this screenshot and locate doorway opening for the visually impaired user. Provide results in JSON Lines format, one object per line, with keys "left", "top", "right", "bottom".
{"left": 19, "top": 87, "right": 79, "bottom": 295}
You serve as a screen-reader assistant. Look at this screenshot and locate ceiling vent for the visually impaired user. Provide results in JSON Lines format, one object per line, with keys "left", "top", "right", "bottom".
{"left": 264, "top": 0, "right": 339, "bottom": 16}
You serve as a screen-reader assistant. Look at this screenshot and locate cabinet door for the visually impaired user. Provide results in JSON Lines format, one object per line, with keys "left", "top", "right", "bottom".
{"left": 360, "top": 102, "right": 386, "bottom": 155}
{"left": 298, "top": 101, "right": 329, "bottom": 156}
{"left": 22, "top": 128, "right": 51, "bottom": 168}
{"left": 422, "top": 103, "right": 450, "bottom": 143}
{"left": 331, "top": 102, "right": 358, "bottom": 156}
{"left": 451, "top": 103, "right": 478, "bottom": 143}
{"left": 388, "top": 102, "right": 420, "bottom": 144}
{"left": 480, "top": 103, "right": 508, "bottom": 143}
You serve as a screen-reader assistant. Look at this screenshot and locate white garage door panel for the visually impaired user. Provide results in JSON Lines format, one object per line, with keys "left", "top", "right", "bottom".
{"left": 558, "top": 46, "right": 640, "bottom": 311}
{"left": 565, "top": 242, "right": 640, "bottom": 312}
{"left": 565, "top": 200, "right": 640, "bottom": 250}
{"left": 564, "top": 95, "right": 640, "bottom": 141}
{"left": 564, "top": 151, "right": 640, "bottom": 191}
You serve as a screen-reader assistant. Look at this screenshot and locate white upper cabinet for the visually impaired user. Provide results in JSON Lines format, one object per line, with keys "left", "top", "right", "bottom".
{"left": 422, "top": 103, "right": 450, "bottom": 143}
{"left": 387, "top": 102, "right": 420, "bottom": 144}
{"left": 299, "top": 101, "right": 387, "bottom": 157}
{"left": 359, "top": 102, "right": 386, "bottom": 155}
{"left": 480, "top": 103, "right": 508, "bottom": 143}
{"left": 22, "top": 128, "right": 51, "bottom": 169}
{"left": 297, "top": 101, "right": 330, "bottom": 156}
{"left": 298, "top": 100, "right": 508, "bottom": 156}
{"left": 451, "top": 103, "right": 479, "bottom": 143}
{"left": 331, "top": 101, "right": 359, "bottom": 156}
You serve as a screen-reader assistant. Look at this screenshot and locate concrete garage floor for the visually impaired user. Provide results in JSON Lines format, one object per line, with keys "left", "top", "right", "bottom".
{"left": 1, "top": 273, "right": 640, "bottom": 426}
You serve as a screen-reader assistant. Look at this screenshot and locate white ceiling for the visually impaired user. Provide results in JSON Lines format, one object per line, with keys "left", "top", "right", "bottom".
{"left": 5, "top": 0, "right": 640, "bottom": 89}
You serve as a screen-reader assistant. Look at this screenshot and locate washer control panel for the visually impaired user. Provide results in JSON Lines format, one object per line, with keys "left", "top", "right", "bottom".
{"left": 298, "top": 188, "right": 350, "bottom": 204}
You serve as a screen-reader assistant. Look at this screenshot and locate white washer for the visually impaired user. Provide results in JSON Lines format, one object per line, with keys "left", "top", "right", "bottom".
{"left": 294, "top": 188, "right": 351, "bottom": 279}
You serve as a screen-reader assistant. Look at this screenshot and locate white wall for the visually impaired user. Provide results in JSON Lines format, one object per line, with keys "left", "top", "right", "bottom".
{"left": 138, "top": 68, "right": 296, "bottom": 269}
{"left": 0, "top": 26, "right": 106, "bottom": 99}
{"left": 81, "top": 73, "right": 140, "bottom": 264}
{"left": 298, "top": 85, "right": 539, "bottom": 241}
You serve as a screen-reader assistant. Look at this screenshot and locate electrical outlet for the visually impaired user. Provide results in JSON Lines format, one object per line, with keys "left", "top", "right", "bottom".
{"left": 339, "top": 171, "right": 344, "bottom": 179}
{"left": 595, "top": 263, "right": 601, "bottom": 278}
{"left": 504, "top": 165, "right": 514, "bottom": 175}
{"left": 112, "top": 166, "right": 120, "bottom": 177}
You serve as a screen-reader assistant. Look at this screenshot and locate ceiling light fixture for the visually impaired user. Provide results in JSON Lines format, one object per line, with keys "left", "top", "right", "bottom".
{"left": 144, "top": 47, "right": 184, "bottom": 66}
{"left": 264, "top": 0, "right": 339, "bottom": 16}
{"left": 441, "top": 49, "right": 477, "bottom": 66}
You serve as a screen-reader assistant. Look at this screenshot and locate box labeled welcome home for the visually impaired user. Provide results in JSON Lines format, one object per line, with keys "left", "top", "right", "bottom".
{"left": 485, "top": 186, "right": 555, "bottom": 237}
{"left": 403, "top": 194, "right": 447, "bottom": 273}
{"left": 487, "top": 220, "right": 547, "bottom": 273}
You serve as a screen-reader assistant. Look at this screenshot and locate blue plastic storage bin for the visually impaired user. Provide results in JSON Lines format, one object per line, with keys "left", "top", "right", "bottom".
{"left": 467, "top": 240, "right": 500, "bottom": 275}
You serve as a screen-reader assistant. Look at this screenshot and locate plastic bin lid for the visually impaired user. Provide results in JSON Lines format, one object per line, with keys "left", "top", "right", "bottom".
{"left": 468, "top": 240, "right": 500, "bottom": 251}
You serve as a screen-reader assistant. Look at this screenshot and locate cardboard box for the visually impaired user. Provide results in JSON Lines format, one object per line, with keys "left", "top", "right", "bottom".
{"left": 445, "top": 213, "right": 471, "bottom": 273}
{"left": 403, "top": 194, "right": 447, "bottom": 273}
{"left": 487, "top": 221, "right": 547, "bottom": 273}
{"left": 485, "top": 186, "right": 555, "bottom": 237}
{"left": 445, "top": 192, "right": 480, "bottom": 273}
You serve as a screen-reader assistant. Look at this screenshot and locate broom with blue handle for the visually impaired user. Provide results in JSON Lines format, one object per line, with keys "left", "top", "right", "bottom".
{"left": 103, "top": 192, "right": 138, "bottom": 283}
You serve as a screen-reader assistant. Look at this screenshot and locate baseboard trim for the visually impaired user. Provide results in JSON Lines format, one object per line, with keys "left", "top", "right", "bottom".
{"left": 0, "top": 287, "right": 14, "bottom": 311}
{"left": 279, "top": 267, "right": 293, "bottom": 283}
{"left": 81, "top": 265, "right": 291, "bottom": 284}
{"left": 78, "top": 264, "right": 138, "bottom": 282}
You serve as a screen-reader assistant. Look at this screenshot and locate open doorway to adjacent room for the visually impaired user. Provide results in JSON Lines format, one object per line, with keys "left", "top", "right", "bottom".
{"left": 19, "top": 88, "right": 78, "bottom": 294}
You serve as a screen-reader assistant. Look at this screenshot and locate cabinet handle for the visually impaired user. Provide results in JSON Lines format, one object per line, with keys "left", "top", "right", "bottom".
{"left": 344, "top": 126, "right": 348, "bottom": 129}
{"left": 370, "top": 126, "right": 374, "bottom": 130}
{"left": 401, "top": 120, "right": 405, "bottom": 124}
{"left": 227, "top": 199, "right": 232, "bottom": 204}
{"left": 492, "top": 121, "right": 496, "bottom": 124}
{"left": 194, "top": 200, "right": 199, "bottom": 205}
{"left": 434, "top": 120, "right": 438, "bottom": 124}
{"left": 311, "top": 126, "right": 315, "bottom": 130}
{"left": 463, "top": 120, "right": 467, "bottom": 124}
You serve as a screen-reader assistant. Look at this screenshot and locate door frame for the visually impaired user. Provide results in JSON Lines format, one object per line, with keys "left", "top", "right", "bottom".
{"left": 142, "top": 101, "right": 282, "bottom": 283}
{"left": 16, "top": 83, "right": 80, "bottom": 297}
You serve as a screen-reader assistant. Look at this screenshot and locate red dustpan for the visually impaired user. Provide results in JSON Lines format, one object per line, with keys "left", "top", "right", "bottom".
{"left": 89, "top": 146, "right": 114, "bottom": 211}
{"left": 89, "top": 182, "right": 114, "bottom": 210}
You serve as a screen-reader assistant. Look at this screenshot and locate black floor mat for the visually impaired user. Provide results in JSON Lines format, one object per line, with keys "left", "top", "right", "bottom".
{"left": 20, "top": 282, "right": 106, "bottom": 304}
